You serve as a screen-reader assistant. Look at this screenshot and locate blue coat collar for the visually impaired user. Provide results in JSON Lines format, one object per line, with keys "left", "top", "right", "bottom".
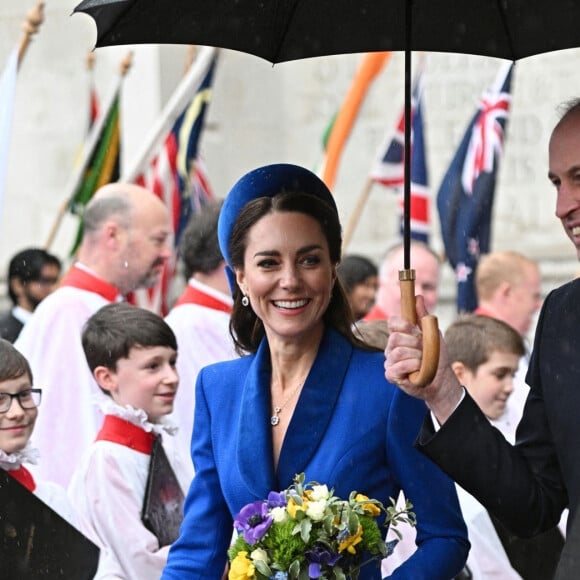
{"left": 237, "top": 327, "right": 353, "bottom": 497}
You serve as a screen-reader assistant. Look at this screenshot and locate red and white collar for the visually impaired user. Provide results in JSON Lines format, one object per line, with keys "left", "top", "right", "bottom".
{"left": 96, "top": 415, "right": 157, "bottom": 455}
{"left": 60, "top": 263, "right": 121, "bottom": 302}
{"left": 173, "top": 278, "right": 233, "bottom": 313}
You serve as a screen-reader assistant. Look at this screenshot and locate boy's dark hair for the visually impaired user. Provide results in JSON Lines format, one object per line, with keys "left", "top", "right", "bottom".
{"left": 82, "top": 303, "right": 177, "bottom": 373}
{"left": 444, "top": 314, "right": 525, "bottom": 372}
{"left": 7, "top": 248, "right": 62, "bottom": 305}
{"left": 180, "top": 201, "right": 224, "bottom": 279}
{"left": 0, "top": 338, "right": 33, "bottom": 383}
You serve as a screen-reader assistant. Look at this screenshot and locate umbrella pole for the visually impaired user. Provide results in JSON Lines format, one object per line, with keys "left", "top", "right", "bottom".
{"left": 399, "top": 1, "right": 439, "bottom": 388}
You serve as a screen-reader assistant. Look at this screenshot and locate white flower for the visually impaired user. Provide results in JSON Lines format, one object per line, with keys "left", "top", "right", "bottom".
{"left": 251, "top": 547, "right": 269, "bottom": 563}
{"left": 306, "top": 499, "right": 327, "bottom": 521}
{"left": 271, "top": 506, "right": 289, "bottom": 523}
{"left": 310, "top": 484, "right": 330, "bottom": 501}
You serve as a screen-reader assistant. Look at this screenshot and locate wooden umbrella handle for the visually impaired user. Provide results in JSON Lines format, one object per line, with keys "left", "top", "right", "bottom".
{"left": 399, "top": 269, "right": 440, "bottom": 387}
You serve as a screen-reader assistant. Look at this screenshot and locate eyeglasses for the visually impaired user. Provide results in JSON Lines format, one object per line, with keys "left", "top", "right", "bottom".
{"left": 0, "top": 389, "right": 42, "bottom": 414}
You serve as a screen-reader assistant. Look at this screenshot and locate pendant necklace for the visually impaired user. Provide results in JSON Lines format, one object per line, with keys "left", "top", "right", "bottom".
{"left": 271, "top": 379, "right": 305, "bottom": 426}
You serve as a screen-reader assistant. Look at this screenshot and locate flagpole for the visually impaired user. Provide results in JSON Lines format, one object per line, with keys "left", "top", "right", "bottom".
{"left": 121, "top": 45, "right": 217, "bottom": 183}
{"left": 341, "top": 177, "right": 374, "bottom": 254}
{"left": 44, "top": 51, "right": 133, "bottom": 251}
{"left": 17, "top": 2, "right": 45, "bottom": 69}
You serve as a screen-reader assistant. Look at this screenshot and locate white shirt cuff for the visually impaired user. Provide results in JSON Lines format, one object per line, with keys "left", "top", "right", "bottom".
{"left": 429, "top": 387, "right": 466, "bottom": 431}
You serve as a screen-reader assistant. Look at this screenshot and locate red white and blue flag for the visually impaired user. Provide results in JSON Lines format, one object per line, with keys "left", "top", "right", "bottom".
{"left": 437, "top": 62, "right": 513, "bottom": 312}
{"left": 129, "top": 48, "right": 218, "bottom": 315}
{"left": 135, "top": 56, "right": 216, "bottom": 249}
{"left": 370, "top": 61, "right": 429, "bottom": 243}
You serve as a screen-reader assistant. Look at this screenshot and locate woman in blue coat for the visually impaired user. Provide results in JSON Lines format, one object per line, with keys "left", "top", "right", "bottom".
{"left": 162, "top": 163, "right": 468, "bottom": 579}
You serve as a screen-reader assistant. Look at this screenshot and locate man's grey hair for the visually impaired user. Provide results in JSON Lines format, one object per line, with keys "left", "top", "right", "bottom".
{"left": 83, "top": 193, "right": 133, "bottom": 236}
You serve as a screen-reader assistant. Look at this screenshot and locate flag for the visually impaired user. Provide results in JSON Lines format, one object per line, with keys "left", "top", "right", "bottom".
{"left": 319, "top": 52, "right": 391, "bottom": 190}
{"left": 67, "top": 79, "right": 121, "bottom": 254}
{"left": 0, "top": 49, "right": 18, "bottom": 226}
{"left": 126, "top": 46, "right": 218, "bottom": 315}
{"left": 88, "top": 74, "right": 100, "bottom": 132}
{"left": 86, "top": 52, "right": 100, "bottom": 132}
{"left": 134, "top": 51, "right": 216, "bottom": 246}
{"left": 370, "top": 60, "right": 430, "bottom": 243}
{"left": 437, "top": 62, "right": 513, "bottom": 313}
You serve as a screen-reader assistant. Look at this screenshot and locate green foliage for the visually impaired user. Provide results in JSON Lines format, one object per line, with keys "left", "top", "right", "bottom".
{"left": 228, "top": 473, "right": 417, "bottom": 579}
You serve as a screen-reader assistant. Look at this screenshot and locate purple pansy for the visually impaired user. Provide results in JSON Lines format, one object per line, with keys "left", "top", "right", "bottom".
{"left": 305, "top": 545, "right": 342, "bottom": 578}
{"left": 233, "top": 501, "right": 273, "bottom": 545}
{"left": 267, "top": 491, "right": 287, "bottom": 508}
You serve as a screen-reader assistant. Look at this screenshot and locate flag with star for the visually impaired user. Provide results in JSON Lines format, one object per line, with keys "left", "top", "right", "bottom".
{"left": 437, "top": 62, "right": 513, "bottom": 312}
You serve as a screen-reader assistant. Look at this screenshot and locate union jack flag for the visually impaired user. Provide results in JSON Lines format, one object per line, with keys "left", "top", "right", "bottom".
{"left": 131, "top": 52, "right": 217, "bottom": 315}
{"left": 437, "top": 62, "right": 513, "bottom": 312}
{"left": 370, "top": 59, "right": 429, "bottom": 243}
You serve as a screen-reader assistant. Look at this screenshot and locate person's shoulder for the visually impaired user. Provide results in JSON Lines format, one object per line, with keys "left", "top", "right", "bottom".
{"left": 540, "top": 277, "right": 580, "bottom": 320}
{"left": 30, "top": 285, "right": 105, "bottom": 314}
{"left": 200, "top": 354, "right": 252, "bottom": 377}
{"left": 546, "top": 276, "right": 580, "bottom": 302}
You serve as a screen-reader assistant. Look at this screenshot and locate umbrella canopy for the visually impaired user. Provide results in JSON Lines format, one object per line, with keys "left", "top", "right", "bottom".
{"left": 75, "top": 0, "right": 580, "bottom": 63}
{"left": 73, "top": 0, "right": 580, "bottom": 385}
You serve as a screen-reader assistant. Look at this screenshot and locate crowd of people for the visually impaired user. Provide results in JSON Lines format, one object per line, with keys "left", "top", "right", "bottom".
{"left": 2, "top": 99, "right": 580, "bottom": 579}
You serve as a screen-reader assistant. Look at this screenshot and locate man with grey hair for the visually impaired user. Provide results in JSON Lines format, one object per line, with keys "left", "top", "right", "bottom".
{"left": 15, "top": 183, "right": 172, "bottom": 487}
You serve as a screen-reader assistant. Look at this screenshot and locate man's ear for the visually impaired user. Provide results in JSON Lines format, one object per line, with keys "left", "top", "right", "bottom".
{"left": 10, "top": 277, "right": 25, "bottom": 299}
{"left": 102, "top": 220, "right": 123, "bottom": 250}
{"left": 93, "top": 366, "right": 118, "bottom": 394}
{"left": 497, "top": 280, "right": 512, "bottom": 302}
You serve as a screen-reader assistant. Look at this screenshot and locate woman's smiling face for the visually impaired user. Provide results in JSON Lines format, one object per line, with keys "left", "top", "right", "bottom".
{"left": 235, "top": 211, "right": 335, "bottom": 345}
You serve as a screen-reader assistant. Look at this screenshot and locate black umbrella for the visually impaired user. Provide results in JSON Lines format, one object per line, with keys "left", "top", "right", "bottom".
{"left": 73, "top": 0, "right": 580, "bottom": 385}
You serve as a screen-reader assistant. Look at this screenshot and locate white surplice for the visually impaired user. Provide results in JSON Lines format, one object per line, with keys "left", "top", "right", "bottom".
{"left": 165, "top": 279, "right": 237, "bottom": 463}
{"left": 15, "top": 284, "right": 112, "bottom": 488}
{"left": 68, "top": 402, "right": 191, "bottom": 580}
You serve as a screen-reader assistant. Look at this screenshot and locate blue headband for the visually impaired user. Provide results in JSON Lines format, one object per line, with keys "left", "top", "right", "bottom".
{"left": 217, "top": 163, "right": 338, "bottom": 294}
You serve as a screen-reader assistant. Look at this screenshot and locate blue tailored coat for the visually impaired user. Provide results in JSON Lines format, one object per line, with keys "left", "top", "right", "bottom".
{"left": 162, "top": 326, "right": 469, "bottom": 579}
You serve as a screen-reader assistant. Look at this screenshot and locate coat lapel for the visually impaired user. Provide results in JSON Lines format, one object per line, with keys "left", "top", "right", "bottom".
{"left": 237, "top": 339, "right": 278, "bottom": 497}
{"left": 276, "top": 328, "right": 352, "bottom": 487}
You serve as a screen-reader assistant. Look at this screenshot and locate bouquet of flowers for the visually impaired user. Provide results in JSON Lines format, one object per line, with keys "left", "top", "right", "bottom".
{"left": 228, "top": 473, "right": 416, "bottom": 580}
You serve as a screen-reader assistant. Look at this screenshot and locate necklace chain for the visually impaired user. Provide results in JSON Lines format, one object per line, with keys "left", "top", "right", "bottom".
{"left": 271, "top": 379, "right": 305, "bottom": 427}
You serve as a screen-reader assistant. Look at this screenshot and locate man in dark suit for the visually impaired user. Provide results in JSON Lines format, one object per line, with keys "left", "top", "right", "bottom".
{"left": 385, "top": 99, "right": 580, "bottom": 580}
{"left": 0, "top": 248, "right": 61, "bottom": 342}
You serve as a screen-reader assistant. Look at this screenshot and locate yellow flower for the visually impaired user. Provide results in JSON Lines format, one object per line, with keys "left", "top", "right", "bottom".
{"left": 287, "top": 495, "right": 308, "bottom": 519}
{"left": 355, "top": 493, "right": 381, "bottom": 517}
{"left": 229, "top": 551, "right": 255, "bottom": 580}
{"left": 338, "top": 524, "right": 364, "bottom": 555}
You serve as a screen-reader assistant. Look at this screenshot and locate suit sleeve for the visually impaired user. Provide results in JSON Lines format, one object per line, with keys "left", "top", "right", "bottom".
{"left": 415, "top": 291, "right": 567, "bottom": 537}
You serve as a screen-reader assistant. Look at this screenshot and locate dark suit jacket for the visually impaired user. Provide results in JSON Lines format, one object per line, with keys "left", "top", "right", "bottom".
{"left": 417, "top": 278, "right": 580, "bottom": 579}
{"left": 163, "top": 326, "right": 469, "bottom": 579}
{"left": 0, "top": 310, "right": 24, "bottom": 343}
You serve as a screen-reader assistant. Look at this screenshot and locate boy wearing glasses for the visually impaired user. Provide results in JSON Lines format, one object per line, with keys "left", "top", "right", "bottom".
{"left": 0, "top": 338, "right": 75, "bottom": 522}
